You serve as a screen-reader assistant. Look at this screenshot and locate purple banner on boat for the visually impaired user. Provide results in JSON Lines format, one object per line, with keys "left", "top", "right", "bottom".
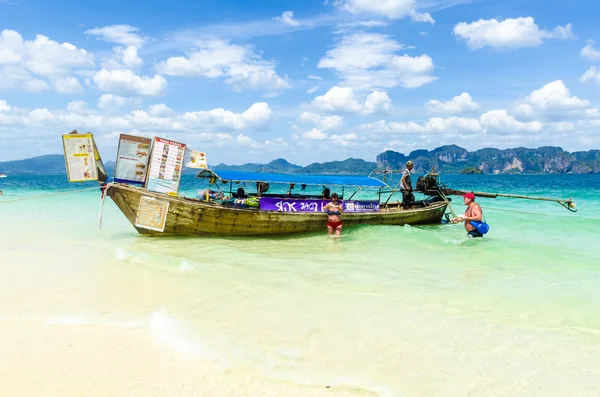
{"left": 259, "top": 197, "right": 380, "bottom": 213}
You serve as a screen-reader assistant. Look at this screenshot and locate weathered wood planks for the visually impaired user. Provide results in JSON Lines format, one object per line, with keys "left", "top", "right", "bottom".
{"left": 107, "top": 184, "right": 447, "bottom": 236}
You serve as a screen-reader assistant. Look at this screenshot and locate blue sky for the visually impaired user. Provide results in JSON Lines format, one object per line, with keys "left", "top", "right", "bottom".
{"left": 1, "top": 0, "right": 600, "bottom": 164}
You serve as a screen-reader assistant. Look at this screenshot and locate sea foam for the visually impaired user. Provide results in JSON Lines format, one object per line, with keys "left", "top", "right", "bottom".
{"left": 150, "top": 308, "right": 221, "bottom": 361}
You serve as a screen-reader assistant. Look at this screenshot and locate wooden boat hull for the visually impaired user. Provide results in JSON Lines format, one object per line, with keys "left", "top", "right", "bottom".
{"left": 107, "top": 183, "right": 448, "bottom": 236}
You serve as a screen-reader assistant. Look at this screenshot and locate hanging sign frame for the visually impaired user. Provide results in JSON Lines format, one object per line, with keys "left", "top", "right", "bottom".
{"left": 114, "top": 134, "right": 152, "bottom": 185}
{"left": 145, "top": 137, "right": 186, "bottom": 194}
{"left": 62, "top": 133, "right": 98, "bottom": 182}
{"left": 134, "top": 196, "right": 170, "bottom": 232}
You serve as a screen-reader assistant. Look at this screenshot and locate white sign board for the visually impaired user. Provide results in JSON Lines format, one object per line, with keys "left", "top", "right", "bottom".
{"left": 145, "top": 137, "right": 186, "bottom": 194}
{"left": 62, "top": 133, "right": 98, "bottom": 182}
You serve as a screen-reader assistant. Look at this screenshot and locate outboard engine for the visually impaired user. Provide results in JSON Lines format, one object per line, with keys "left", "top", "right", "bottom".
{"left": 416, "top": 174, "right": 441, "bottom": 195}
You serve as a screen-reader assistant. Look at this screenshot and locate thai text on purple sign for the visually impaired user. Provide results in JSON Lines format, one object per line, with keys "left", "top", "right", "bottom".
{"left": 259, "top": 197, "right": 380, "bottom": 212}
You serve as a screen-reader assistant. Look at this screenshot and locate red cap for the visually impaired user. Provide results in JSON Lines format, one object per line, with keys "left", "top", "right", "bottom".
{"left": 462, "top": 193, "right": 475, "bottom": 200}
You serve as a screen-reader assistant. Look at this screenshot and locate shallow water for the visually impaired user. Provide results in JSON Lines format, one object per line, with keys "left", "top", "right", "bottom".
{"left": 1, "top": 174, "right": 599, "bottom": 396}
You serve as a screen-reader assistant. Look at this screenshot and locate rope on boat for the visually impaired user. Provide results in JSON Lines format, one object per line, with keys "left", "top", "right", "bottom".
{"left": 98, "top": 182, "right": 115, "bottom": 230}
{"left": 482, "top": 206, "right": 550, "bottom": 216}
{"left": 0, "top": 186, "right": 100, "bottom": 204}
{"left": 438, "top": 190, "right": 458, "bottom": 219}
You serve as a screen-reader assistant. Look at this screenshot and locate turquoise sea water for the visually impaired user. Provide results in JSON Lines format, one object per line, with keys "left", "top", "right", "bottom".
{"left": 1, "top": 174, "right": 600, "bottom": 396}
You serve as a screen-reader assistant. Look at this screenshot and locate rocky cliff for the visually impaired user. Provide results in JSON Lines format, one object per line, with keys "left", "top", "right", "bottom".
{"left": 376, "top": 145, "right": 600, "bottom": 174}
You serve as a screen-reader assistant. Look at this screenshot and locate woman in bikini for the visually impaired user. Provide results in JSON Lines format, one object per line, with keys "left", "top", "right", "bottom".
{"left": 323, "top": 192, "right": 343, "bottom": 236}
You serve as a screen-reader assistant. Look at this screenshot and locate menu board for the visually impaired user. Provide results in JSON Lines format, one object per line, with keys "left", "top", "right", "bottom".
{"left": 62, "top": 133, "right": 98, "bottom": 182}
{"left": 145, "top": 137, "right": 186, "bottom": 194}
{"left": 114, "top": 134, "right": 152, "bottom": 184}
{"left": 185, "top": 150, "right": 208, "bottom": 169}
{"left": 134, "top": 196, "right": 169, "bottom": 232}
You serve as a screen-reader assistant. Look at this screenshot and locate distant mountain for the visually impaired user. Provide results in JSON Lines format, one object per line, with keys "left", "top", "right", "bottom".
{"left": 298, "top": 158, "right": 377, "bottom": 174}
{"left": 2, "top": 145, "right": 600, "bottom": 175}
{"left": 377, "top": 145, "right": 600, "bottom": 174}
{"left": 214, "top": 158, "right": 301, "bottom": 173}
{"left": 0, "top": 154, "right": 67, "bottom": 174}
{"left": 104, "top": 161, "right": 115, "bottom": 175}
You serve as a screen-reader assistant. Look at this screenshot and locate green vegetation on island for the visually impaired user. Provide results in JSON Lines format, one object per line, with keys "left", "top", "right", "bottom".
{"left": 460, "top": 167, "right": 483, "bottom": 175}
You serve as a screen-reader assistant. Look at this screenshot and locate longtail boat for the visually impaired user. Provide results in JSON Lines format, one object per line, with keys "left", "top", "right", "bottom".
{"left": 104, "top": 169, "right": 449, "bottom": 236}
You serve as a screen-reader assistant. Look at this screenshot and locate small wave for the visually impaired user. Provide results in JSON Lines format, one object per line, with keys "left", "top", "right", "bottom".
{"left": 178, "top": 259, "right": 212, "bottom": 272}
{"left": 442, "top": 237, "right": 467, "bottom": 246}
{"left": 150, "top": 308, "right": 221, "bottom": 361}
{"left": 179, "top": 260, "right": 197, "bottom": 272}
{"left": 115, "top": 246, "right": 148, "bottom": 263}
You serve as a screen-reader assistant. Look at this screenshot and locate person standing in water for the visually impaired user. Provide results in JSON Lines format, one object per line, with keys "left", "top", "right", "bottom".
{"left": 400, "top": 160, "right": 415, "bottom": 209}
{"left": 323, "top": 192, "right": 343, "bottom": 236}
{"left": 451, "top": 193, "right": 484, "bottom": 238}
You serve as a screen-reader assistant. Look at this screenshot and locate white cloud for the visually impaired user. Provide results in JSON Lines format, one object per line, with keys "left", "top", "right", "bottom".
{"left": 298, "top": 112, "right": 344, "bottom": 131}
{"left": 93, "top": 69, "right": 167, "bottom": 96}
{"left": 97, "top": 94, "right": 141, "bottom": 110}
{"left": 0, "top": 29, "right": 22, "bottom": 64}
{"left": 453, "top": 17, "right": 573, "bottom": 50}
{"left": 363, "top": 91, "right": 393, "bottom": 114}
{"left": 0, "top": 101, "right": 273, "bottom": 138}
{"left": 23, "top": 77, "right": 49, "bottom": 92}
{"left": 581, "top": 66, "right": 600, "bottom": 86}
{"left": 311, "top": 86, "right": 361, "bottom": 112}
{"left": 340, "top": 20, "right": 388, "bottom": 29}
{"left": 235, "top": 133, "right": 257, "bottom": 147}
{"left": 0, "top": 99, "right": 10, "bottom": 112}
{"left": 318, "top": 32, "right": 435, "bottom": 90}
{"left": 335, "top": 0, "right": 434, "bottom": 24}
{"left": 359, "top": 110, "right": 545, "bottom": 138}
{"left": 514, "top": 103, "right": 534, "bottom": 117}
{"left": 331, "top": 133, "right": 357, "bottom": 140}
{"left": 0, "top": 29, "right": 94, "bottom": 94}
{"left": 581, "top": 41, "right": 600, "bottom": 61}
{"left": 276, "top": 11, "right": 301, "bottom": 27}
{"left": 330, "top": 133, "right": 358, "bottom": 147}
{"left": 547, "top": 121, "right": 575, "bottom": 132}
{"left": 0, "top": 66, "right": 48, "bottom": 92}
{"left": 307, "top": 75, "right": 322, "bottom": 80}
{"left": 55, "top": 77, "right": 84, "bottom": 95}
{"left": 426, "top": 92, "right": 480, "bottom": 114}
{"left": 298, "top": 111, "right": 322, "bottom": 124}
{"left": 182, "top": 102, "right": 273, "bottom": 130}
{"left": 582, "top": 108, "right": 600, "bottom": 118}
{"left": 309, "top": 86, "right": 393, "bottom": 114}
{"left": 155, "top": 39, "right": 291, "bottom": 93}
{"left": 306, "top": 85, "right": 319, "bottom": 94}
{"left": 238, "top": 102, "right": 274, "bottom": 128}
{"left": 102, "top": 45, "right": 143, "bottom": 71}
{"left": 66, "top": 100, "right": 89, "bottom": 114}
{"left": 85, "top": 25, "right": 147, "bottom": 47}
{"left": 358, "top": 116, "right": 483, "bottom": 135}
{"left": 319, "top": 115, "right": 345, "bottom": 131}
{"left": 303, "top": 128, "right": 328, "bottom": 140}
{"left": 524, "top": 80, "right": 589, "bottom": 111}
{"left": 13, "top": 32, "right": 94, "bottom": 78}
{"left": 479, "top": 109, "right": 543, "bottom": 133}
{"left": 29, "top": 108, "right": 53, "bottom": 123}
{"left": 409, "top": 11, "right": 435, "bottom": 24}
{"left": 148, "top": 104, "right": 173, "bottom": 117}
